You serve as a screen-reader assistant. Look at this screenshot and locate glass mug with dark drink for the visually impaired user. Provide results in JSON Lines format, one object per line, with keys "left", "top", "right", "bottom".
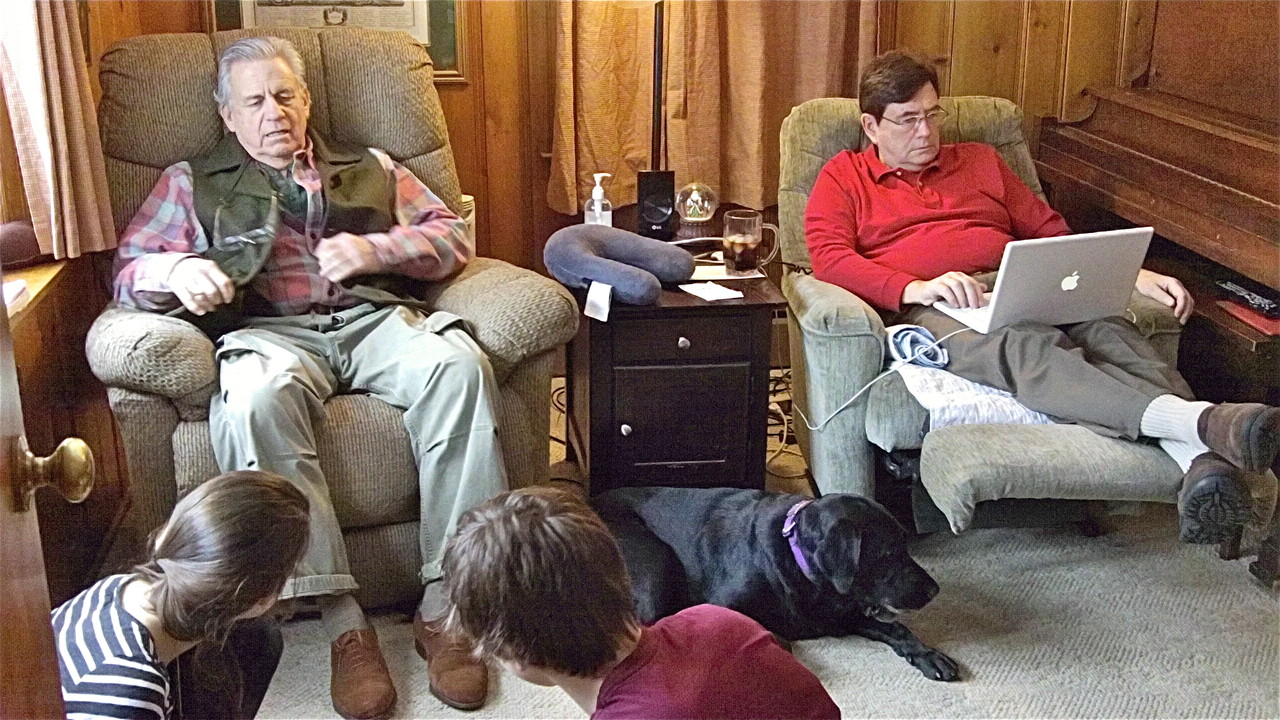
{"left": 721, "top": 209, "right": 779, "bottom": 276}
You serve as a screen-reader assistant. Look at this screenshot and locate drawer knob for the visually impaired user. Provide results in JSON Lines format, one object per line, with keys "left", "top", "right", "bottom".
{"left": 620, "top": 424, "right": 632, "bottom": 436}
{"left": 677, "top": 336, "right": 691, "bottom": 350}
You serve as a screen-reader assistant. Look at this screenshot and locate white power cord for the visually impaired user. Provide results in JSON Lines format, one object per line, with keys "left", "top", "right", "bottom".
{"left": 793, "top": 326, "right": 974, "bottom": 433}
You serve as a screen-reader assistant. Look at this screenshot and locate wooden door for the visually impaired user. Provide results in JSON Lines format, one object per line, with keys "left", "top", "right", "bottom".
{"left": 0, "top": 273, "right": 70, "bottom": 719}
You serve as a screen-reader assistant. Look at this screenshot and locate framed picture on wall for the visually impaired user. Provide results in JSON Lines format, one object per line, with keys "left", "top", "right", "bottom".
{"left": 208, "top": 0, "right": 465, "bottom": 83}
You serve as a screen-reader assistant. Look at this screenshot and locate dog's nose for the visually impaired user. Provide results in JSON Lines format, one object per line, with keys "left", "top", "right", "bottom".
{"left": 909, "top": 574, "right": 940, "bottom": 608}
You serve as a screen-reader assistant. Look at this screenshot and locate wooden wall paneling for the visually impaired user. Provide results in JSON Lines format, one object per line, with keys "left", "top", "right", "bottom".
{"left": 1147, "top": 0, "right": 1280, "bottom": 124}
{"left": 1118, "top": 0, "right": 1157, "bottom": 86}
{"left": 1019, "top": 0, "right": 1068, "bottom": 120}
{"left": 892, "top": 1, "right": 956, "bottom": 93}
{"left": 136, "top": 1, "right": 208, "bottom": 35}
{"left": 948, "top": 1, "right": 1024, "bottom": 102}
{"left": 478, "top": 1, "right": 536, "bottom": 269}
{"left": 437, "top": 1, "right": 490, "bottom": 255}
{"left": 83, "top": 2, "right": 203, "bottom": 100}
{"left": 1058, "top": 0, "right": 1123, "bottom": 121}
{"left": 84, "top": 1, "right": 143, "bottom": 102}
{"left": 876, "top": 0, "right": 897, "bottom": 56}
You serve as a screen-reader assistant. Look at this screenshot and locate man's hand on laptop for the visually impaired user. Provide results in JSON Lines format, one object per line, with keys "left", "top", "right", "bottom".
{"left": 1135, "top": 268, "right": 1194, "bottom": 324}
{"left": 904, "top": 272, "right": 989, "bottom": 309}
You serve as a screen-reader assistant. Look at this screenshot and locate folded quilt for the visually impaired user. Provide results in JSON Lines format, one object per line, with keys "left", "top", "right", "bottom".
{"left": 886, "top": 324, "right": 1053, "bottom": 431}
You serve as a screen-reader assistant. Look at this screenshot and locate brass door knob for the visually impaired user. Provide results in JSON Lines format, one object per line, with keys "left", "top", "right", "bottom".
{"left": 11, "top": 437, "right": 94, "bottom": 512}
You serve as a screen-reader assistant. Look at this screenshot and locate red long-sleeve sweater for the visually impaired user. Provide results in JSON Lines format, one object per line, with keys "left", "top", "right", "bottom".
{"left": 803, "top": 142, "right": 1070, "bottom": 312}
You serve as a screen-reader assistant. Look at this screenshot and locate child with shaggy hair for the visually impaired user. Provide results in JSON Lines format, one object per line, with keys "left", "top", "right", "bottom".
{"left": 442, "top": 487, "right": 840, "bottom": 719}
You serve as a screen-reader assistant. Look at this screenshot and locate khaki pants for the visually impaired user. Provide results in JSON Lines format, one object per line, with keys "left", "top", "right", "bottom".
{"left": 897, "top": 306, "right": 1195, "bottom": 440}
{"left": 209, "top": 304, "right": 508, "bottom": 599}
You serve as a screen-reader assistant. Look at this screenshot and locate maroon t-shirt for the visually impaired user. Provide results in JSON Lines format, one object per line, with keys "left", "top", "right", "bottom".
{"left": 591, "top": 605, "right": 840, "bottom": 720}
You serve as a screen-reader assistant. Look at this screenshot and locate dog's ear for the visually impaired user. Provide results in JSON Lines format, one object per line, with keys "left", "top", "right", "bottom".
{"left": 814, "top": 518, "right": 862, "bottom": 595}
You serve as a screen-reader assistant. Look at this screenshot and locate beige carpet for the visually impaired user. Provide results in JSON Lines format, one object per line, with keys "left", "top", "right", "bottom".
{"left": 260, "top": 504, "right": 1278, "bottom": 719}
{"left": 258, "top": 383, "right": 1279, "bottom": 719}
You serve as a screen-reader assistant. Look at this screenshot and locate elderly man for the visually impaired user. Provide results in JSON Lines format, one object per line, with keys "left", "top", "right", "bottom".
{"left": 805, "top": 50, "right": 1278, "bottom": 546}
{"left": 114, "top": 36, "right": 499, "bottom": 718}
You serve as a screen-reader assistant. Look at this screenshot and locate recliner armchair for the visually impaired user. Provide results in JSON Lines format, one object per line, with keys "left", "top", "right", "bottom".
{"left": 778, "top": 96, "right": 1189, "bottom": 532}
{"left": 85, "top": 28, "right": 578, "bottom": 608}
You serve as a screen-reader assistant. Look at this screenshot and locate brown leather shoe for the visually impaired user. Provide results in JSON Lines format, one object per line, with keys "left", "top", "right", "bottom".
{"left": 330, "top": 629, "right": 397, "bottom": 720}
{"left": 1199, "top": 403, "right": 1280, "bottom": 472}
{"left": 413, "top": 614, "right": 488, "bottom": 711}
{"left": 1178, "top": 452, "right": 1250, "bottom": 544}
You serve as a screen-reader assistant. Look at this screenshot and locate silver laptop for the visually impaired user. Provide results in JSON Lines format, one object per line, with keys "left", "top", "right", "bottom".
{"left": 933, "top": 227, "right": 1153, "bottom": 334}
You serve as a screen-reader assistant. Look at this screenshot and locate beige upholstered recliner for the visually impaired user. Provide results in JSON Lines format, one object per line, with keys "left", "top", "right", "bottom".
{"left": 778, "top": 96, "right": 1192, "bottom": 533}
{"left": 85, "top": 28, "right": 578, "bottom": 608}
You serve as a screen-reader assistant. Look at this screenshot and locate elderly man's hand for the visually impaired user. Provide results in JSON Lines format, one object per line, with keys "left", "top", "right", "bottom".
{"left": 316, "top": 233, "right": 382, "bottom": 283}
{"left": 902, "top": 272, "right": 988, "bottom": 309}
{"left": 168, "top": 257, "right": 234, "bottom": 315}
{"left": 1135, "top": 268, "right": 1194, "bottom": 324}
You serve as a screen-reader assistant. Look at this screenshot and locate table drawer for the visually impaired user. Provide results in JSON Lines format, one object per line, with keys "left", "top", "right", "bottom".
{"left": 613, "top": 314, "right": 751, "bottom": 363}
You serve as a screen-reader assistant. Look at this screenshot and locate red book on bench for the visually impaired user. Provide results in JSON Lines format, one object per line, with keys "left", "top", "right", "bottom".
{"left": 1216, "top": 300, "right": 1280, "bottom": 336}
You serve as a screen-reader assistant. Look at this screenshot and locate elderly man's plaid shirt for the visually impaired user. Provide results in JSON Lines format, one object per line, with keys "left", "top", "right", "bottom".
{"left": 114, "top": 146, "right": 472, "bottom": 316}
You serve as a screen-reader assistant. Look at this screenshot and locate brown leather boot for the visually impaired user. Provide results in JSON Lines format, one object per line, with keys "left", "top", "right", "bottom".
{"left": 1178, "top": 452, "right": 1250, "bottom": 544}
{"left": 330, "top": 629, "right": 397, "bottom": 720}
{"left": 1198, "top": 403, "right": 1280, "bottom": 473}
{"left": 413, "top": 614, "right": 488, "bottom": 711}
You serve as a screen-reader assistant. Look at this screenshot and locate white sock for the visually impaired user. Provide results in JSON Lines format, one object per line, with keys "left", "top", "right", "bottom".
{"left": 1140, "top": 395, "right": 1212, "bottom": 448}
{"left": 417, "top": 580, "right": 450, "bottom": 622}
{"left": 1159, "top": 438, "right": 1205, "bottom": 473}
{"left": 319, "top": 592, "right": 368, "bottom": 643}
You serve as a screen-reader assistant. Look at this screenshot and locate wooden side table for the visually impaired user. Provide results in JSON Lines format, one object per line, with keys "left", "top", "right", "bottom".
{"left": 565, "top": 278, "right": 786, "bottom": 495}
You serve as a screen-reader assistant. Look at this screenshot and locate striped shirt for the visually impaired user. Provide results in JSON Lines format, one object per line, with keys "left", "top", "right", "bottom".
{"left": 52, "top": 575, "right": 171, "bottom": 720}
{"left": 113, "top": 143, "right": 473, "bottom": 316}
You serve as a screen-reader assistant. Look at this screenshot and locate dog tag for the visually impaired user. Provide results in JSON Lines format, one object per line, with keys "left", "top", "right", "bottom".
{"left": 584, "top": 281, "right": 612, "bottom": 322}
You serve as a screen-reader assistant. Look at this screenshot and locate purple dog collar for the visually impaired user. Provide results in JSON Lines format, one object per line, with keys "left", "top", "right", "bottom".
{"left": 782, "top": 499, "right": 815, "bottom": 582}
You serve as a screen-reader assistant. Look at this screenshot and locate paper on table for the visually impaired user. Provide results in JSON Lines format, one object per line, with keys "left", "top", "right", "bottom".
{"left": 583, "top": 280, "right": 612, "bottom": 322}
{"left": 678, "top": 282, "right": 744, "bottom": 301}
{"left": 3, "top": 279, "right": 29, "bottom": 317}
{"left": 690, "top": 264, "right": 764, "bottom": 281}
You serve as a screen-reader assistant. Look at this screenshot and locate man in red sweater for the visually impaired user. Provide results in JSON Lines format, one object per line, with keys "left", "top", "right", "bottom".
{"left": 805, "top": 50, "right": 1278, "bottom": 544}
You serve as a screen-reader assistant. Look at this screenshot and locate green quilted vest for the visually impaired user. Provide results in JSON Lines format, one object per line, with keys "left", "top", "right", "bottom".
{"left": 175, "top": 131, "right": 433, "bottom": 336}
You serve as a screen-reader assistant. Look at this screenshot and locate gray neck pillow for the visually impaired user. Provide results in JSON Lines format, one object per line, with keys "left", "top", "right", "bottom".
{"left": 544, "top": 225, "right": 695, "bottom": 305}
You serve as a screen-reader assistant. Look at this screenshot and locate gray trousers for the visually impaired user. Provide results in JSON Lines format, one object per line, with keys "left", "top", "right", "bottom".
{"left": 209, "top": 304, "right": 508, "bottom": 599}
{"left": 898, "top": 306, "right": 1195, "bottom": 440}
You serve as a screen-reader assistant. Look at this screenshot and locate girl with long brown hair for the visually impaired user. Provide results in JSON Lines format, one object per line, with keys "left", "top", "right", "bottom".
{"left": 52, "top": 470, "right": 309, "bottom": 719}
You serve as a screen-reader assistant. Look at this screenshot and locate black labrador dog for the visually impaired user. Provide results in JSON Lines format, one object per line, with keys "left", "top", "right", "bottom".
{"left": 592, "top": 486, "right": 959, "bottom": 681}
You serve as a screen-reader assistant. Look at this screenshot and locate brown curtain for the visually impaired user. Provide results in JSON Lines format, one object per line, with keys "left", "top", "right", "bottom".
{"left": 0, "top": 0, "right": 114, "bottom": 259}
{"left": 548, "top": 0, "right": 877, "bottom": 215}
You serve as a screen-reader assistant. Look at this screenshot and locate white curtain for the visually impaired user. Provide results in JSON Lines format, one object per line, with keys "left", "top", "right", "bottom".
{"left": 0, "top": 0, "right": 114, "bottom": 259}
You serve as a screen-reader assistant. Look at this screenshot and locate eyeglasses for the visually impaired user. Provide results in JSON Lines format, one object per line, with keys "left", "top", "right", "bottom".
{"left": 880, "top": 108, "right": 949, "bottom": 130}
{"left": 212, "top": 193, "right": 280, "bottom": 251}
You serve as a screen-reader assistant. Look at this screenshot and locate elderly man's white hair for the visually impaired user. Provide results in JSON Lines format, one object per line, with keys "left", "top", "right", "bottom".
{"left": 213, "top": 36, "right": 307, "bottom": 109}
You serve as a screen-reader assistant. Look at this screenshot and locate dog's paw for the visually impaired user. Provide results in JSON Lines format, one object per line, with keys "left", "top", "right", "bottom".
{"left": 908, "top": 649, "right": 960, "bottom": 681}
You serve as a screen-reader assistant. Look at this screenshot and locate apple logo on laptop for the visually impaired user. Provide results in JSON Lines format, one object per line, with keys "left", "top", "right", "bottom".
{"left": 1061, "top": 271, "right": 1080, "bottom": 292}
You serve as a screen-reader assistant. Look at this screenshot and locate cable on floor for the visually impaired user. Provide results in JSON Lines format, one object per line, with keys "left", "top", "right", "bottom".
{"left": 765, "top": 368, "right": 807, "bottom": 479}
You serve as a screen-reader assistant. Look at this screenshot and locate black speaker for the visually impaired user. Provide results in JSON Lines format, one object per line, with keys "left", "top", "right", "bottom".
{"left": 636, "top": 170, "right": 676, "bottom": 240}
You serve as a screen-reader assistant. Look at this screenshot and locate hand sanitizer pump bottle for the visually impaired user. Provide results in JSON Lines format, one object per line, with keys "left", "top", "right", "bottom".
{"left": 584, "top": 172, "right": 613, "bottom": 226}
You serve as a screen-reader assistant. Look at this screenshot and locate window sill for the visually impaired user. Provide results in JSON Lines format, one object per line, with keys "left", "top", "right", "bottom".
{"left": 4, "top": 259, "right": 69, "bottom": 330}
